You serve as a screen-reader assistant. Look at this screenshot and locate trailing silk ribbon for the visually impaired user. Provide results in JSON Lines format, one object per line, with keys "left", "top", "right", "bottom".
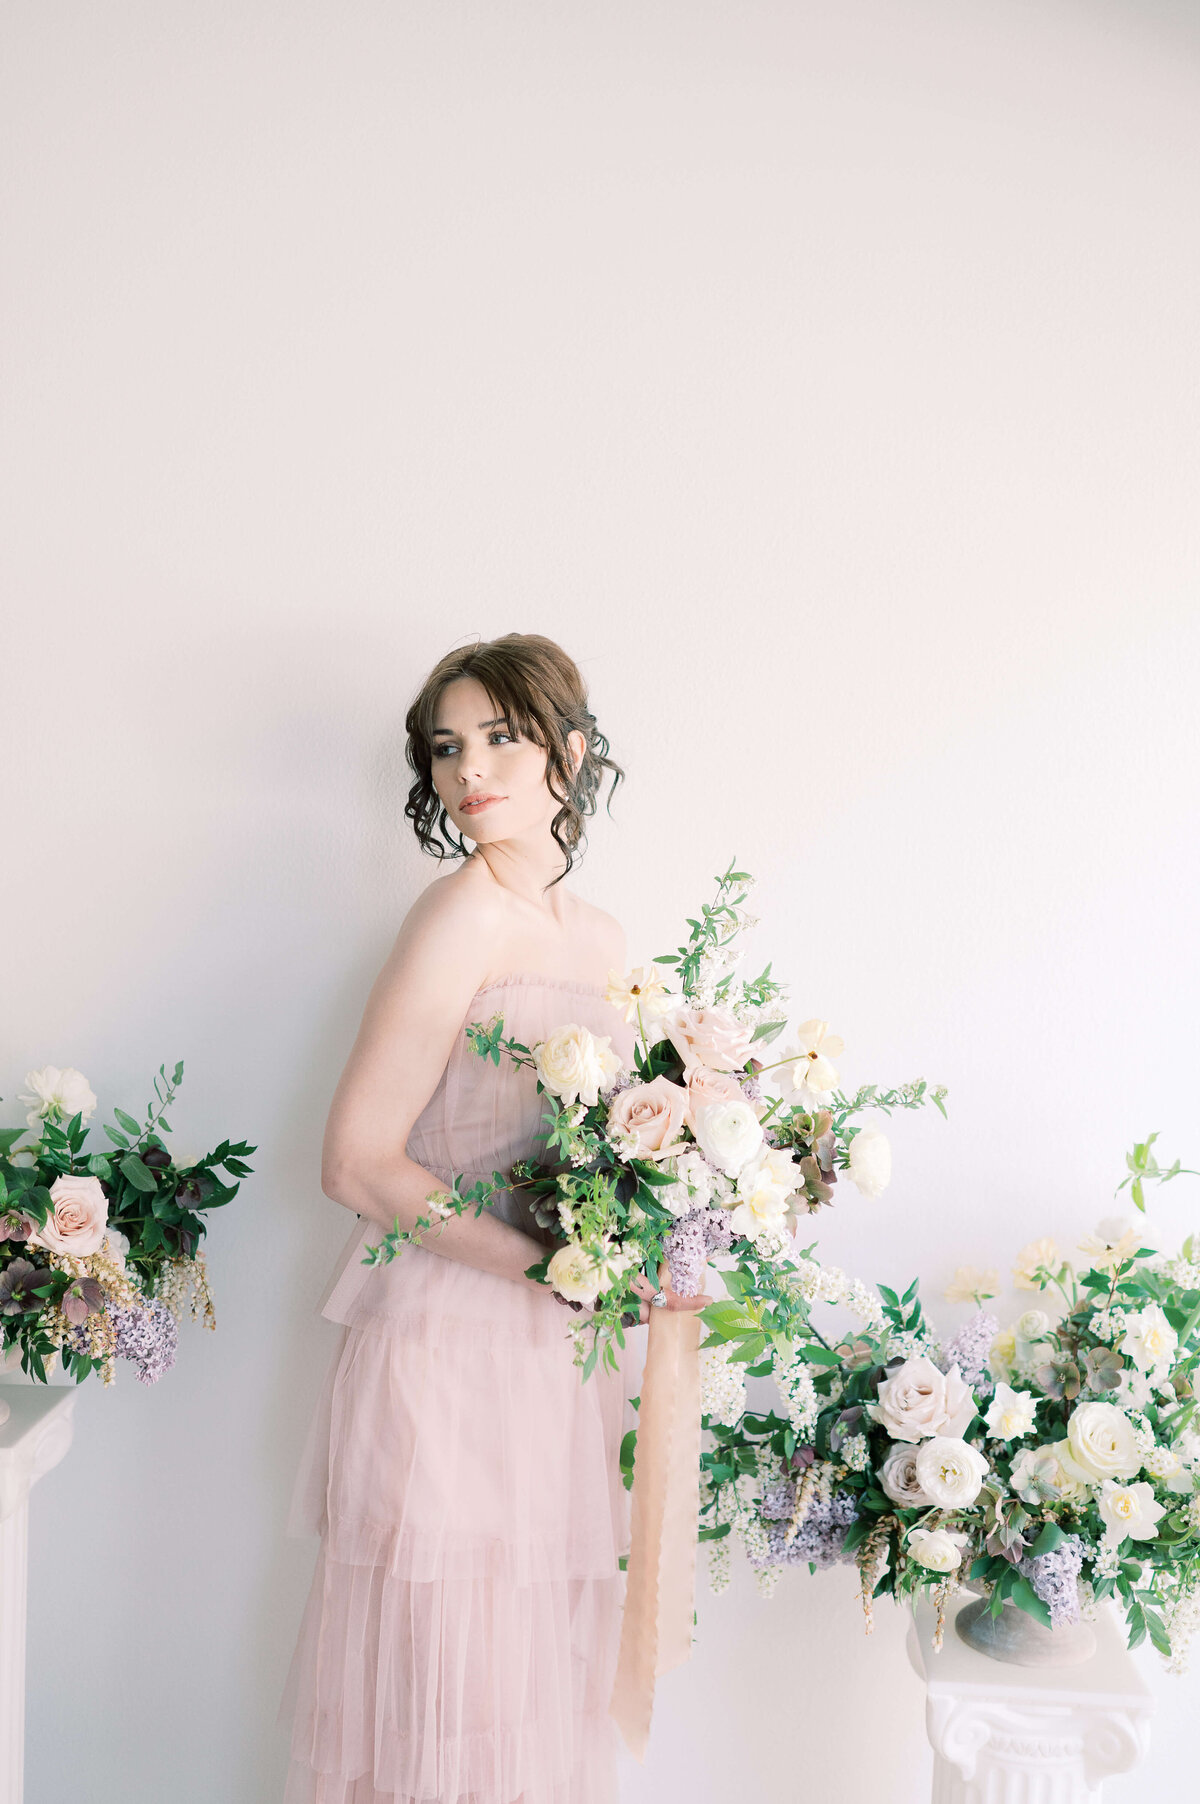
{"left": 608, "top": 1305, "right": 703, "bottom": 1761}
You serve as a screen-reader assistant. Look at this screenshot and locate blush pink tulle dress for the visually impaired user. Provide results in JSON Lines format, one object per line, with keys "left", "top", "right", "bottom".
{"left": 279, "top": 973, "right": 640, "bottom": 1804}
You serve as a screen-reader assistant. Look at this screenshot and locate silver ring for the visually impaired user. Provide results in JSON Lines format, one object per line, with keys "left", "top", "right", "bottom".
{"left": 651, "top": 1290, "right": 667, "bottom": 1309}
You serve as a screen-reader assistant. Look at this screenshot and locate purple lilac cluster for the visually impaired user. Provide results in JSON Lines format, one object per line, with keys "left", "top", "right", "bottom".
{"left": 69, "top": 1298, "right": 178, "bottom": 1384}
{"left": 940, "top": 1310, "right": 1000, "bottom": 1390}
{"left": 755, "top": 1477, "right": 859, "bottom": 1569}
{"left": 664, "top": 1206, "right": 735, "bottom": 1294}
{"left": 1018, "top": 1534, "right": 1086, "bottom": 1627}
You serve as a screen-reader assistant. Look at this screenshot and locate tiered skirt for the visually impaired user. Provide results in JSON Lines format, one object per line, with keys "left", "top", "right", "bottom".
{"left": 279, "top": 1239, "right": 632, "bottom": 1804}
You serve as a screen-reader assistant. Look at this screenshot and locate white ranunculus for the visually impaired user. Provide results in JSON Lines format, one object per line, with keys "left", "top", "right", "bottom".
{"left": 906, "top": 1527, "right": 962, "bottom": 1573}
{"left": 533, "top": 1024, "right": 622, "bottom": 1107}
{"left": 868, "top": 1356, "right": 977, "bottom": 1443}
{"left": 913, "top": 1437, "right": 990, "bottom": 1509}
{"left": 1097, "top": 1479, "right": 1165, "bottom": 1542}
{"left": 847, "top": 1126, "right": 891, "bottom": 1201}
{"left": 17, "top": 1065, "right": 98, "bottom": 1131}
{"left": 691, "top": 1097, "right": 764, "bottom": 1178}
{"left": 1014, "top": 1309, "right": 1052, "bottom": 1343}
{"left": 985, "top": 1383, "right": 1039, "bottom": 1441}
{"left": 1066, "top": 1401, "right": 1140, "bottom": 1483}
{"left": 545, "top": 1242, "right": 605, "bottom": 1305}
{"left": 877, "top": 1442, "right": 934, "bottom": 1508}
{"left": 1121, "top": 1305, "right": 1178, "bottom": 1375}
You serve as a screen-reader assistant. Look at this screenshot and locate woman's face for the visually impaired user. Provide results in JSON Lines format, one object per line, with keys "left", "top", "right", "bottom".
{"left": 429, "top": 675, "right": 582, "bottom": 846}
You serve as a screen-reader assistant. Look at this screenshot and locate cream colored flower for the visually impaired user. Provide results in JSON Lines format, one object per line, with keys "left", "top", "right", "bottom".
{"left": 1013, "top": 1238, "right": 1060, "bottom": 1291}
{"left": 661, "top": 1004, "right": 754, "bottom": 1076}
{"left": 913, "top": 1436, "right": 990, "bottom": 1508}
{"left": 604, "top": 964, "right": 676, "bottom": 1025}
{"left": 1120, "top": 1304, "right": 1177, "bottom": 1374}
{"left": 778, "top": 1019, "right": 845, "bottom": 1107}
{"left": 546, "top": 1242, "right": 605, "bottom": 1304}
{"left": 1078, "top": 1222, "right": 1142, "bottom": 1273}
{"left": 1097, "top": 1479, "right": 1165, "bottom": 1542}
{"left": 17, "top": 1065, "right": 98, "bottom": 1132}
{"left": 944, "top": 1265, "right": 1000, "bottom": 1304}
{"left": 989, "top": 1329, "right": 1017, "bottom": 1380}
{"left": 1066, "top": 1401, "right": 1140, "bottom": 1483}
{"left": 906, "top": 1527, "right": 961, "bottom": 1573}
{"left": 985, "top": 1383, "right": 1039, "bottom": 1441}
{"left": 604, "top": 1076, "right": 689, "bottom": 1161}
{"left": 847, "top": 1126, "right": 891, "bottom": 1201}
{"left": 727, "top": 1147, "right": 796, "bottom": 1240}
{"left": 533, "top": 1024, "right": 623, "bottom": 1106}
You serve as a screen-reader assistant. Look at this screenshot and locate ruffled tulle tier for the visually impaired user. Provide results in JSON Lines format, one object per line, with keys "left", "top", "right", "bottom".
{"left": 281, "top": 1238, "right": 635, "bottom": 1804}
{"left": 280, "top": 1545, "right": 623, "bottom": 1804}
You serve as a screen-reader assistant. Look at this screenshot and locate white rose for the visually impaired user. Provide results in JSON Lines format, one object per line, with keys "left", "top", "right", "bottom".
{"left": 1121, "top": 1305, "right": 1178, "bottom": 1375}
{"left": 17, "top": 1065, "right": 98, "bottom": 1131}
{"left": 533, "top": 1024, "right": 622, "bottom": 1107}
{"left": 984, "top": 1383, "right": 1039, "bottom": 1441}
{"left": 906, "top": 1527, "right": 962, "bottom": 1573}
{"left": 1066, "top": 1401, "right": 1140, "bottom": 1483}
{"left": 692, "top": 1097, "right": 764, "bottom": 1178}
{"left": 27, "top": 1173, "right": 109, "bottom": 1257}
{"left": 1014, "top": 1309, "right": 1052, "bottom": 1343}
{"left": 1097, "top": 1479, "right": 1165, "bottom": 1542}
{"left": 847, "top": 1126, "right": 891, "bottom": 1201}
{"left": 868, "top": 1356, "right": 977, "bottom": 1443}
{"left": 545, "top": 1242, "right": 605, "bottom": 1304}
{"left": 913, "top": 1436, "right": 990, "bottom": 1509}
{"left": 878, "top": 1442, "right": 934, "bottom": 1508}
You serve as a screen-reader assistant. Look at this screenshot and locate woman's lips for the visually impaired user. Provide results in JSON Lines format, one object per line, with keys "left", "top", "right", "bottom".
{"left": 460, "top": 795, "right": 503, "bottom": 814}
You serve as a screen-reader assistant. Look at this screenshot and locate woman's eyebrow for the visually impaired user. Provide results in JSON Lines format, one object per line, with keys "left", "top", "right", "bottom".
{"left": 431, "top": 715, "right": 509, "bottom": 737}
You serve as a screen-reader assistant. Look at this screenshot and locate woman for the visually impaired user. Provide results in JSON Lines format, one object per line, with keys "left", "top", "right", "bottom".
{"left": 279, "top": 632, "right": 709, "bottom": 1804}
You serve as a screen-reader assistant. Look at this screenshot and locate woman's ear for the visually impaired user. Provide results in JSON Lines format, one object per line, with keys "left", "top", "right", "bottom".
{"left": 567, "top": 727, "right": 587, "bottom": 779}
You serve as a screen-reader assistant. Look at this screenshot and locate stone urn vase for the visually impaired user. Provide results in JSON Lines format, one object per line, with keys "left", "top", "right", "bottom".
{"left": 956, "top": 1594, "right": 1097, "bottom": 1667}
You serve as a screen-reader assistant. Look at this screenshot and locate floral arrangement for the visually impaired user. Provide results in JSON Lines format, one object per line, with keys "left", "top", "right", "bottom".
{"left": 0, "top": 1062, "right": 254, "bottom": 1386}
{"left": 697, "top": 1144, "right": 1200, "bottom": 1671}
{"left": 363, "top": 858, "right": 947, "bottom": 1376}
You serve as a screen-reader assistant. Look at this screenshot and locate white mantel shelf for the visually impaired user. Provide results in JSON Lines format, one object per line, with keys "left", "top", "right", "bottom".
{"left": 0, "top": 1386, "right": 77, "bottom": 1804}
{"left": 907, "top": 1591, "right": 1154, "bottom": 1804}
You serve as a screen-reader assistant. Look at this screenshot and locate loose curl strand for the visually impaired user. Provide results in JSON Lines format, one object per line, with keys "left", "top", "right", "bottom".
{"left": 403, "top": 633, "right": 625, "bottom": 888}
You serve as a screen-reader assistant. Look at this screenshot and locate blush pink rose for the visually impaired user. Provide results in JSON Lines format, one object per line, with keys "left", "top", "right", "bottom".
{"left": 663, "top": 1005, "right": 754, "bottom": 1076}
{"left": 30, "top": 1174, "right": 109, "bottom": 1257}
{"left": 606, "top": 1075, "right": 689, "bottom": 1159}
{"left": 683, "top": 1066, "right": 746, "bottom": 1134}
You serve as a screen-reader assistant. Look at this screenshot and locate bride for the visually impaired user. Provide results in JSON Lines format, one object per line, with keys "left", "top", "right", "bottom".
{"left": 279, "top": 631, "right": 709, "bottom": 1804}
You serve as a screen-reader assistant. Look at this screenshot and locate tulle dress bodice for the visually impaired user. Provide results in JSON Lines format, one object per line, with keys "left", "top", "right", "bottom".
{"left": 317, "top": 973, "right": 637, "bottom": 1333}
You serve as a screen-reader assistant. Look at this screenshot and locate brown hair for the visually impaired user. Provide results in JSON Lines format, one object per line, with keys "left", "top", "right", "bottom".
{"left": 403, "top": 633, "right": 625, "bottom": 887}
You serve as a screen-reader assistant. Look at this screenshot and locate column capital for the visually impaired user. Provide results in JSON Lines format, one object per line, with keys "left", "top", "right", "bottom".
{"left": 0, "top": 1387, "right": 77, "bottom": 1523}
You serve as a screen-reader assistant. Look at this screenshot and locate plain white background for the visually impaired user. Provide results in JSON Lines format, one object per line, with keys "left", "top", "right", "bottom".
{"left": 2, "top": 2, "right": 1198, "bottom": 1799}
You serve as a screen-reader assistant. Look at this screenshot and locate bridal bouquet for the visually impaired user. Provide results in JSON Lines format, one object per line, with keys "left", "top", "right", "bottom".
{"left": 699, "top": 1141, "right": 1200, "bottom": 1670}
{"left": 363, "top": 858, "right": 947, "bottom": 1376}
{"left": 0, "top": 1062, "right": 255, "bottom": 1386}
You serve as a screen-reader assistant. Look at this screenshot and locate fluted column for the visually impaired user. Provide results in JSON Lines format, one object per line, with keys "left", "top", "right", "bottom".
{"left": 0, "top": 1388, "right": 77, "bottom": 1804}
{"left": 908, "top": 1594, "right": 1153, "bottom": 1804}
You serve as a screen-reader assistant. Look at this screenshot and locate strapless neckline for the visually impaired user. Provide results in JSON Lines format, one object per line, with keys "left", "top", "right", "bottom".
{"left": 471, "top": 971, "right": 609, "bottom": 1001}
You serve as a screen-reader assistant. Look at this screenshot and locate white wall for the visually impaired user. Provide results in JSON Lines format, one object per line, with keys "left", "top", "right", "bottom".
{"left": 2, "top": 3, "right": 1198, "bottom": 1799}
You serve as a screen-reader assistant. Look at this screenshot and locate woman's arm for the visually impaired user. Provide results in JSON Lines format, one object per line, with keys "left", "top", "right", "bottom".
{"left": 320, "top": 879, "right": 546, "bottom": 1286}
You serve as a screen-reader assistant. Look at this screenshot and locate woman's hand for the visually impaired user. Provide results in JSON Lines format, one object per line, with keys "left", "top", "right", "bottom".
{"left": 629, "top": 1260, "right": 713, "bottom": 1325}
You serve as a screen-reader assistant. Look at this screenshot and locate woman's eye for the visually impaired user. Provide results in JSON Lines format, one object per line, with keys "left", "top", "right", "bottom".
{"left": 433, "top": 731, "right": 513, "bottom": 758}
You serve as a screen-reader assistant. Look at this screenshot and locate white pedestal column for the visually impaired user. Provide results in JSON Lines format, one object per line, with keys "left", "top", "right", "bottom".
{"left": 906, "top": 1592, "right": 1153, "bottom": 1804}
{"left": 0, "top": 1388, "right": 76, "bottom": 1804}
